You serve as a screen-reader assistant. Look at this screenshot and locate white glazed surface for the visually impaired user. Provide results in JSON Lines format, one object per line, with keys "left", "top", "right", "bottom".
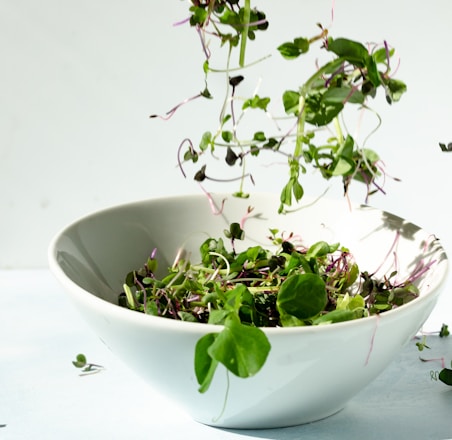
{"left": 48, "top": 193, "right": 448, "bottom": 428}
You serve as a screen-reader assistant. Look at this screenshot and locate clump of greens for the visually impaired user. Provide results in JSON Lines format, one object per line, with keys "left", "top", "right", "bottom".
{"left": 119, "top": 221, "right": 420, "bottom": 392}
{"left": 153, "top": 1, "right": 407, "bottom": 213}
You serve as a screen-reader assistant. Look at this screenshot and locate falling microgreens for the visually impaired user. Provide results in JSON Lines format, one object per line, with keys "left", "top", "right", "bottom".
{"left": 119, "top": 220, "right": 426, "bottom": 392}
{"left": 152, "top": 1, "right": 407, "bottom": 213}
{"left": 72, "top": 353, "right": 105, "bottom": 376}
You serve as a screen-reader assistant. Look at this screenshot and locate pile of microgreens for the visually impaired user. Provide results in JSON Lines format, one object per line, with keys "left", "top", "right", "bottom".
{"left": 151, "top": 0, "right": 407, "bottom": 213}
{"left": 119, "top": 220, "right": 422, "bottom": 392}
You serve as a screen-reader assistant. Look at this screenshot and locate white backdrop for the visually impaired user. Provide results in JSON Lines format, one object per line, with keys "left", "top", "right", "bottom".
{"left": 1, "top": 0, "right": 451, "bottom": 269}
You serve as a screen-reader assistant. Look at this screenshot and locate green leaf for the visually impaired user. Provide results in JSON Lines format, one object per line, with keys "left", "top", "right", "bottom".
{"left": 277, "top": 37, "right": 309, "bottom": 59}
{"left": 384, "top": 78, "right": 407, "bottom": 104}
{"left": 306, "top": 241, "right": 335, "bottom": 258}
{"left": 208, "top": 309, "right": 231, "bottom": 325}
{"left": 178, "top": 311, "right": 197, "bottom": 322}
{"left": 222, "top": 131, "right": 233, "bottom": 143}
{"left": 280, "top": 180, "right": 293, "bottom": 207}
{"left": 253, "top": 131, "right": 266, "bottom": 142}
{"left": 294, "top": 37, "right": 310, "bottom": 53}
{"left": 322, "top": 86, "right": 365, "bottom": 105}
{"left": 242, "top": 95, "right": 271, "bottom": 111}
{"left": 281, "top": 251, "right": 310, "bottom": 275}
{"left": 327, "top": 37, "right": 368, "bottom": 67}
{"left": 123, "top": 284, "right": 136, "bottom": 310}
{"left": 361, "top": 148, "right": 380, "bottom": 163}
{"left": 219, "top": 7, "right": 240, "bottom": 28}
{"left": 145, "top": 257, "right": 158, "bottom": 274}
{"left": 342, "top": 263, "right": 360, "bottom": 290}
{"left": 277, "top": 42, "right": 300, "bottom": 59}
{"left": 282, "top": 90, "right": 300, "bottom": 115}
{"left": 199, "top": 132, "right": 212, "bottom": 151}
{"left": 372, "top": 46, "right": 394, "bottom": 64}
{"left": 189, "top": 6, "right": 208, "bottom": 26}
{"left": 336, "top": 292, "right": 365, "bottom": 311}
{"left": 279, "top": 313, "right": 305, "bottom": 327}
{"left": 439, "top": 143, "right": 452, "bottom": 152}
{"left": 72, "top": 353, "right": 87, "bottom": 369}
{"left": 225, "top": 146, "right": 238, "bottom": 165}
{"left": 292, "top": 179, "right": 304, "bottom": 201}
{"left": 203, "top": 60, "right": 210, "bottom": 74}
{"left": 224, "top": 222, "right": 245, "bottom": 241}
{"left": 439, "top": 368, "right": 452, "bottom": 386}
{"left": 224, "top": 284, "right": 251, "bottom": 312}
{"left": 184, "top": 148, "right": 199, "bottom": 163}
{"left": 365, "top": 55, "right": 381, "bottom": 87}
{"left": 440, "top": 324, "right": 450, "bottom": 338}
{"left": 263, "top": 137, "right": 278, "bottom": 149}
{"left": 145, "top": 301, "right": 159, "bottom": 316}
{"left": 330, "top": 135, "right": 355, "bottom": 176}
{"left": 277, "top": 273, "right": 327, "bottom": 320}
{"left": 305, "top": 91, "right": 344, "bottom": 126}
{"left": 199, "top": 237, "right": 229, "bottom": 265}
{"left": 246, "top": 245, "right": 263, "bottom": 262}
{"left": 332, "top": 157, "right": 354, "bottom": 176}
{"left": 313, "top": 309, "right": 359, "bottom": 325}
{"left": 348, "top": 294, "right": 365, "bottom": 310}
{"left": 195, "top": 333, "right": 219, "bottom": 393}
{"left": 208, "top": 316, "right": 271, "bottom": 378}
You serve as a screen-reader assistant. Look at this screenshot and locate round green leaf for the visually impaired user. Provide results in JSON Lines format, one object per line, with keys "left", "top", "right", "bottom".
{"left": 208, "top": 317, "right": 270, "bottom": 378}
{"left": 439, "top": 368, "right": 452, "bottom": 386}
{"left": 194, "top": 333, "right": 219, "bottom": 393}
{"left": 277, "top": 273, "right": 327, "bottom": 320}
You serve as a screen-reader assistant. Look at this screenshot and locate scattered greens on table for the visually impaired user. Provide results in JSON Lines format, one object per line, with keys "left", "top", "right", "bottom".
{"left": 72, "top": 353, "right": 104, "bottom": 376}
{"left": 418, "top": 324, "right": 452, "bottom": 386}
{"left": 119, "top": 222, "right": 425, "bottom": 392}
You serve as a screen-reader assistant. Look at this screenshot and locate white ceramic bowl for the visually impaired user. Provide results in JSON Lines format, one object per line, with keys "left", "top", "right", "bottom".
{"left": 48, "top": 193, "right": 448, "bottom": 429}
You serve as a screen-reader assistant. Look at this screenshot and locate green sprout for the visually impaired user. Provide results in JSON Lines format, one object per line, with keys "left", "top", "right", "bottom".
{"left": 439, "top": 323, "right": 450, "bottom": 338}
{"left": 72, "top": 353, "right": 104, "bottom": 376}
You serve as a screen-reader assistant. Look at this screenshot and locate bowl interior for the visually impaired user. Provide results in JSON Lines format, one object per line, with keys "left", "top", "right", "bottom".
{"left": 50, "top": 193, "right": 448, "bottom": 309}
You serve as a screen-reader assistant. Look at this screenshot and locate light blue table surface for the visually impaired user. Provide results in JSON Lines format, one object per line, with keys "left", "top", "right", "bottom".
{"left": 1, "top": 270, "right": 451, "bottom": 440}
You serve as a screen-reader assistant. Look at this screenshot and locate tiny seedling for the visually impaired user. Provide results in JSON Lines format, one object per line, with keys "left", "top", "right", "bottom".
{"left": 72, "top": 353, "right": 105, "bottom": 376}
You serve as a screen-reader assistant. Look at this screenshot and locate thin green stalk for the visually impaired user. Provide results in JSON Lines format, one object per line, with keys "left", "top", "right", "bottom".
{"left": 333, "top": 117, "right": 344, "bottom": 144}
{"left": 239, "top": 0, "right": 251, "bottom": 67}
{"left": 191, "top": 265, "right": 230, "bottom": 275}
{"left": 294, "top": 95, "right": 306, "bottom": 158}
